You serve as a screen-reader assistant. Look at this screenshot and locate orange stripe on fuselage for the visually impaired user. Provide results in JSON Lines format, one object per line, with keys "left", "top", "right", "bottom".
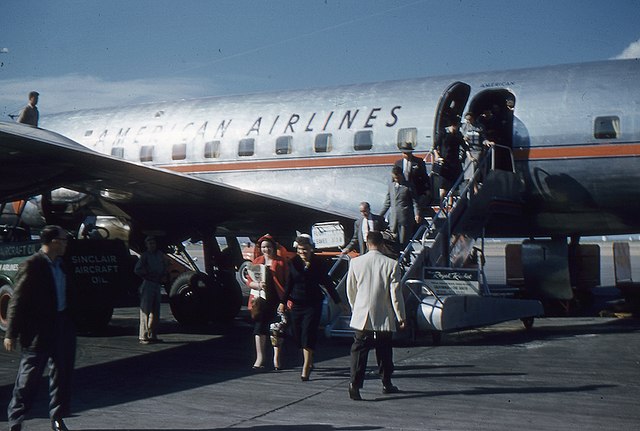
{"left": 162, "top": 143, "right": 640, "bottom": 174}
{"left": 165, "top": 153, "right": 414, "bottom": 173}
{"left": 513, "top": 143, "right": 640, "bottom": 160}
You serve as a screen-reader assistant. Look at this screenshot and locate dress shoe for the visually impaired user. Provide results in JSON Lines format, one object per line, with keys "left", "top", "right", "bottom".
{"left": 348, "top": 383, "right": 362, "bottom": 401}
{"left": 382, "top": 384, "right": 400, "bottom": 394}
{"left": 51, "top": 418, "right": 70, "bottom": 431}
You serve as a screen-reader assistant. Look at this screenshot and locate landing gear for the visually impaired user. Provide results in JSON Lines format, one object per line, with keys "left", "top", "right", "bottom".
{"left": 168, "top": 271, "right": 211, "bottom": 326}
{"left": 236, "top": 260, "right": 251, "bottom": 297}
{"left": 168, "top": 270, "right": 243, "bottom": 326}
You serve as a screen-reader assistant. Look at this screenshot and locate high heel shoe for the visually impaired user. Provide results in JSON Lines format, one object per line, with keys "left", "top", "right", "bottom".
{"left": 300, "top": 366, "right": 312, "bottom": 381}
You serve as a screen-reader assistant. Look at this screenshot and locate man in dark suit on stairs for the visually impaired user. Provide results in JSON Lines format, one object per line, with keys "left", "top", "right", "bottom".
{"left": 341, "top": 202, "right": 387, "bottom": 256}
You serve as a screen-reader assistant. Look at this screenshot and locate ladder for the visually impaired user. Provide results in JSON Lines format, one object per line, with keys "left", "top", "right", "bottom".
{"left": 325, "top": 144, "right": 543, "bottom": 339}
{"left": 401, "top": 143, "right": 523, "bottom": 275}
{"left": 400, "top": 145, "right": 543, "bottom": 335}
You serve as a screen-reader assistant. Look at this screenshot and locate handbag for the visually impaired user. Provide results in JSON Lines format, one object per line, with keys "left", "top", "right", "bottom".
{"left": 250, "top": 295, "right": 267, "bottom": 321}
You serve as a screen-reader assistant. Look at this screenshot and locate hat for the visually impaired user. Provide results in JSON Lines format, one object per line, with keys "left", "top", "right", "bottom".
{"left": 254, "top": 234, "right": 278, "bottom": 259}
{"left": 398, "top": 141, "right": 415, "bottom": 153}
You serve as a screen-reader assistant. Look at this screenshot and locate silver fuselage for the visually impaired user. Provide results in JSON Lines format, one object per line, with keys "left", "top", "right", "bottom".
{"left": 40, "top": 60, "right": 640, "bottom": 237}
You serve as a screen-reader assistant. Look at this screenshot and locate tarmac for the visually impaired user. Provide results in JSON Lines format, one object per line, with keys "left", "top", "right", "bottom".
{"left": 1, "top": 241, "right": 639, "bottom": 430}
{"left": 1, "top": 305, "right": 639, "bottom": 431}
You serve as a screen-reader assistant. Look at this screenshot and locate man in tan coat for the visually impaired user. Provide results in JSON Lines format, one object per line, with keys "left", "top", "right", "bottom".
{"left": 346, "top": 230, "right": 406, "bottom": 401}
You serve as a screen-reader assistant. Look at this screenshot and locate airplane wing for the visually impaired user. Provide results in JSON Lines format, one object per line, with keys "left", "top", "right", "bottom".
{"left": 0, "top": 121, "right": 353, "bottom": 242}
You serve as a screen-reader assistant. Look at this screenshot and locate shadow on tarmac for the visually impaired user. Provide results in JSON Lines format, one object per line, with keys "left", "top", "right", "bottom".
{"left": 0, "top": 309, "right": 637, "bottom": 426}
{"left": 55, "top": 426, "right": 382, "bottom": 431}
{"left": 364, "top": 383, "right": 616, "bottom": 403}
{"left": 422, "top": 316, "right": 640, "bottom": 347}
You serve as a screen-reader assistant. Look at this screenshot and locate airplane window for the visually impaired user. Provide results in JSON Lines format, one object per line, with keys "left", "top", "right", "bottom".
{"left": 314, "top": 133, "right": 332, "bottom": 153}
{"left": 275, "top": 136, "right": 292, "bottom": 155}
{"left": 111, "top": 147, "right": 124, "bottom": 159}
{"left": 172, "top": 143, "right": 187, "bottom": 160}
{"left": 397, "top": 128, "right": 417, "bottom": 149}
{"left": 238, "top": 138, "right": 255, "bottom": 157}
{"left": 140, "top": 145, "right": 154, "bottom": 162}
{"left": 594, "top": 116, "right": 620, "bottom": 139}
{"left": 204, "top": 140, "right": 220, "bottom": 158}
{"left": 354, "top": 130, "right": 373, "bottom": 151}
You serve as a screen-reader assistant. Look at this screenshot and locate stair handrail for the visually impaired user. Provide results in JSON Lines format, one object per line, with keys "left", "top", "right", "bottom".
{"left": 328, "top": 253, "right": 350, "bottom": 278}
{"left": 327, "top": 253, "right": 351, "bottom": 303}
{"left": 399, "top": 145, "right": 506, "bottom": 275}
{"left": 399, "top": 144, "right": 517, "bottom": 285}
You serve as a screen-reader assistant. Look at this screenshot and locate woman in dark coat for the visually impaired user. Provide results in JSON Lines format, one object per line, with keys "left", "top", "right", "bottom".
{"left": 279, "top": 235, "right": 342, "bottom": 381}
{"left": 434, "top": 120, "right": 467, "bottom": 204}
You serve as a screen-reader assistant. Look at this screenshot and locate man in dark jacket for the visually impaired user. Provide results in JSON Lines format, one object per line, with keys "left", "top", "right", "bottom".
{"left": 4, "top": 225, "right": 76, "bottom": 431}
{"left": 380, "top": 166, "right": 421, "bottom": 251}
{"left": 395, "top": 142, "right": 431, "bottom": 217}
{"left": 341, "top": 202, "right": 387, "bottom": 255}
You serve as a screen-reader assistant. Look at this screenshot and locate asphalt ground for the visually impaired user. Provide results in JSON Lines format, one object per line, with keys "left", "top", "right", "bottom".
{"left": 1, "top": 305, "right": 639, "bottom": 431}
{"left": 1, "top": 241, "right": 639, "bottom": 430}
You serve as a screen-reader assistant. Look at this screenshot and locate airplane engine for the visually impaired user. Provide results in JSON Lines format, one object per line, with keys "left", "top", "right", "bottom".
{"left": 0, "top": 198, "right": 46, "bottom": 228}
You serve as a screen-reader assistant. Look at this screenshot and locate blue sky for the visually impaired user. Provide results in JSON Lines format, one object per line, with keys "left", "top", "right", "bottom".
{"left": 1, "top": 0, "right": 639, "bottom": 116}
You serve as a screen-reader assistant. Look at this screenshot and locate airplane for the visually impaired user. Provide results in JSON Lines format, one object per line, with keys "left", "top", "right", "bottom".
{"left": 1, "top": 59, "right": 639, "bottom": 334}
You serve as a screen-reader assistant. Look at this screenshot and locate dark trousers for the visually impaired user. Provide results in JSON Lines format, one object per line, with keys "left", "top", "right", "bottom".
{"left": 8, "top": 312, "right": 76, "bottom": 427}
{"left": 349, "top": 330, "right": 394, "bottom": 388}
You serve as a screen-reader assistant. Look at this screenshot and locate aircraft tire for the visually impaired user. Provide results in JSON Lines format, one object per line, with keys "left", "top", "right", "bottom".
{"left": 236, "top": 260, "right": 251, "bottom": 298}
{"left": 168, "top": 271, "right": 210, "bottom": 326}
{"left": 0, "top": 284, "right": 14, "bottom": 332}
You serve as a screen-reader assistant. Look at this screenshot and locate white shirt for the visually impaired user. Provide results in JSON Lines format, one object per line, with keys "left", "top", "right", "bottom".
{"left": 361, "top": 217, "right": 373, "bottom": 243}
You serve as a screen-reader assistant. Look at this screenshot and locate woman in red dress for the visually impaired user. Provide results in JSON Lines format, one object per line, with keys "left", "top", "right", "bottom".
{"left": 246, "top": 234, "right": 289, "bottom": 370}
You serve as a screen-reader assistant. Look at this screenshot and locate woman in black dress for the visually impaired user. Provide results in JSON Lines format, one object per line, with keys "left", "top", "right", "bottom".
{"left": 278, "top": 235, "right": 342, "bottom": 381}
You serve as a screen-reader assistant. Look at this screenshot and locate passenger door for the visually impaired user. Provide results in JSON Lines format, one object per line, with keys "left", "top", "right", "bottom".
{"left": 433, "top": 81, "right": 471, "bottom": 147}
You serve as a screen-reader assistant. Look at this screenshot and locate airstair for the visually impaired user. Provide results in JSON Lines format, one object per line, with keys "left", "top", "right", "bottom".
{"left": 325, "top": 144, "right": 544, "bottom": 340}
{"left": 400, "top": 144, "right": 543, "bottom": 338}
